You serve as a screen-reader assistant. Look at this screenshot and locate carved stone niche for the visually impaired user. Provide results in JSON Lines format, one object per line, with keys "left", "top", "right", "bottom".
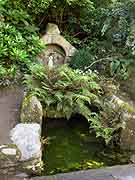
{"left": 38, "top": 44, "right": 66, "bottom": 66}
{"left": 38, "top": 23, "right": 77, "bottom": 67}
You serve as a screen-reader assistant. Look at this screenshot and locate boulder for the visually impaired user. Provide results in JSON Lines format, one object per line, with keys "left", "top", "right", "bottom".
{"left": 20, "top": 95, "right": 43, "bottom": 123}
{"left": 120, "top": 115, "right": 135, "bottom": 150}
{"left": 106, "top": 95, "right": 135, "bottom": 150}
{"left": 10, "top": 123, "right": 41, "bottom": 161}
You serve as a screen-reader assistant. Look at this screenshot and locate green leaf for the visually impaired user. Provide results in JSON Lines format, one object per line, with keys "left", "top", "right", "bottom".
{"left": 55, "top": 91, "right": 64, "bottom": 102}
{"left": 110, "top": 60, "right": 120, "bottom": 76}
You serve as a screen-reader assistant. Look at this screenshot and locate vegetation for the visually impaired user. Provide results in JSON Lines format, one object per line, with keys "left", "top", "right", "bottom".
{"left": 0, "top": 0, "right": 44, "bottom": 86}
{"left": 1, "top": 0, "right": 135, "bottom": 174}
{"left": 1, "top": 0, "right": 134, "bottom": 81}
{"left": 24, "top": 64, "right": 121, "bottom": 144}
{"left": 70, "top": 48, "right": 95, "bottom": 70}
{"left": 1, "top": 0, "right": 135, "bottom": 143}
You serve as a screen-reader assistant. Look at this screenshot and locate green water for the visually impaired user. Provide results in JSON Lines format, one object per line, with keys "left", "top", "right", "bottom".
{"left": 42, "top": 123, "right": 130, "bottom": 175}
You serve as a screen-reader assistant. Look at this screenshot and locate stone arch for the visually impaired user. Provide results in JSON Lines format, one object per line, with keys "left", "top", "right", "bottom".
{"left": 46, "top": 43, "right": 66, "bottom": 56}
{"left": 38, "top": 43, "right": 66, "bottom": 66}
{"left": 39, "top": 23, "right": 77, "bottom": 66}
{"left": 42, "top": 34, "right": 76, "bottom": 58}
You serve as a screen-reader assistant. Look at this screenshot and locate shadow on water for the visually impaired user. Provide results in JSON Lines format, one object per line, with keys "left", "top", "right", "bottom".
{"left": 42, "top": 114, "right": 131, "bottom": 175}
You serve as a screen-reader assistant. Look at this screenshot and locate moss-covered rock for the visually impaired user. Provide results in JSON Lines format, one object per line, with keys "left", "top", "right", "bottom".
{"left": 104, "top": 94, "right": 135, "bottom": 150}
{"left": 20, "top": 95, "right": 43, "bottom": 123}
{"left": 0, "top": 142, "right": 42, "bottom": 176}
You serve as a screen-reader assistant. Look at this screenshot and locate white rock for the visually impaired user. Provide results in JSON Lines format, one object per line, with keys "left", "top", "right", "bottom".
{"left": 10, "top": 123, "right": 41, "bottom": 161}
{"left": 1, "top": 148, "right": 16, "bottom": 155}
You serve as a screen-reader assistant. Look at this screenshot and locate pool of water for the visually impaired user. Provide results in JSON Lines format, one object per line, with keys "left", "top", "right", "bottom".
{"left": 42, "top": 118, "right": 130, "bottom": 175}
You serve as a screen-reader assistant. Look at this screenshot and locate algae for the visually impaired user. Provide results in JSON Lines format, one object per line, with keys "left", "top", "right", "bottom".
{"left": 42, "top": 121, "right": 130, "bottom": 175}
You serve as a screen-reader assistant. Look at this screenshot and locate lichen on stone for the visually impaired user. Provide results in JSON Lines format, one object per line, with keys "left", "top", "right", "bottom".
{"left": 20, "top": 94, "right": 43, "bottom": 123}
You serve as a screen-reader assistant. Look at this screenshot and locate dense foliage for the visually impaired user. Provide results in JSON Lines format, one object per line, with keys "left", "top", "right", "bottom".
{"left": 1, "top": 0, "right": 134, "bottom": 81}
{"left": 24, "top": 64, "right": 116, "bottom": 143}
{"left": 0, "top": 0, "right": 44, "bottom": 86}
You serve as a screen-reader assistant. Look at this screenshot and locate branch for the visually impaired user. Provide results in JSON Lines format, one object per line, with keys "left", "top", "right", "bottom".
{"left": 73, "top": 32, "right": 84, "bottom": 38}
{"left": 84, "top": 56, "right": 119, "bottom": 72}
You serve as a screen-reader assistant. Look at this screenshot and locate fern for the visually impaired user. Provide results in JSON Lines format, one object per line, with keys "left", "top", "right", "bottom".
{"left": 23, "top": 64, "right": 116, "bottom": 143}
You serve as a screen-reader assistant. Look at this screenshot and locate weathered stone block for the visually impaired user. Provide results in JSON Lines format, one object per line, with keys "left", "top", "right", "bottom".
{"left": 0, "top": 144, "right": 21, "bottom": 175}
{"left": 0, "top": 141, "right": 42, "bottom": 175}
{"left": 120, "top": 115, "right": 135, "bottom": 150}
{"left": 46, "top": 23, "right": 60, "bottom": 35}
{"left": 20, "top": 95, "right": 43, "bottom": 123}
{"left": 107, "top": 95, "right": 135, "bottom": 150}
{"left": 0, "top": 85, "right": 24, "bottom": 144}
